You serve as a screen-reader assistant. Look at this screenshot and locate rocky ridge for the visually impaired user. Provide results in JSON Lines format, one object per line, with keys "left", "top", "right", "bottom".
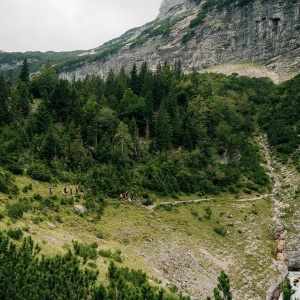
{"left": 59, "top": 0, "right": 300, "bottom": 81}
{"left": 0, "top": 0, "right": 299, "bottom": 82}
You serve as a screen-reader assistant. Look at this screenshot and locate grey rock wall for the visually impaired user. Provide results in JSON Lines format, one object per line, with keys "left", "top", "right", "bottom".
{"left": 60, "top": 0, "right": 300, "bottom": 80}
{"left": 159, "top": 0, "right": 187, "bottom": 15}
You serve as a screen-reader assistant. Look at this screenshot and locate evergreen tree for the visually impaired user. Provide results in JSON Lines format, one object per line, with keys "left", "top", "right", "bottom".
{"left": 144, "top": 90, "right": 154, "bottom": 139}
{"left": 216, "top": 270, "right": 232, "bottom": 300}
{"left": 130, "top": 63, "right": 139, "bottom": 94}
{"left": 129, "top": 117, "right": 140, "bottom": 159}
{"left": 113, "top": 122, "right": 134, "bottom": 166}
{"left": 105, "top": 69, "right": 118, "bottom": 109}
{"left": 19, "top": 58, "right": 30, "bottom": 83}
{"left": 31, "top": 61, "right": 59, "bottom": 99}
{"left": 0, "top": 73, "right": 10, "bottom": 124}
{"left": 282, "top": 278, "right": 295, "bottom": 300}
{"left": 152, "top": 102, "right": 172, "bottom": 152}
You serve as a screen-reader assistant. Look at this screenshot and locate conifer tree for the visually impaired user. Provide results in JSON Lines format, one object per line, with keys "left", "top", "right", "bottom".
{"left": 113, "top": 122, "right": 134, "bottom": 166}
{"left": 0, "top": 73, "right": 10, "bottom": 124}
{"left": 130, "top": 63, "right": 139, "bottom": 94}
{"left": 216, "top": 270, "right": 232, "bottom": 300}
{"left": 19, "top": 58, "right": 30, "bottom": 83}
{"left": 144, "top": 90, "right": 154, "bottom": 139}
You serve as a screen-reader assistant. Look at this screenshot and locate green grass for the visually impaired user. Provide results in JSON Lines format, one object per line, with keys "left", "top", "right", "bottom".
{"left": 0, "top": 173, "right": 279, "bottom": 299}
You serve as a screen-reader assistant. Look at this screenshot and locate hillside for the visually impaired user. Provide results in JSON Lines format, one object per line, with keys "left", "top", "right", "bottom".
{"left": 0, "top": 0, "right": 299, "bottom": 82}
{"left": 58, "top": 0, "right": 300, "bottom": 81}
{"left": 0, "top": 55, "right": 300, "bottom": 298}
{"left": 0, "top": 134, "right": 299, "bottom": 299}
{"left": 0, "top": 0, "right": 299, "bottom": 298}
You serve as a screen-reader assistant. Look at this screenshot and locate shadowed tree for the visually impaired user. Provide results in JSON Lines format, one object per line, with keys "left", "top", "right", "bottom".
{"left": 19, "top": 58, "right": 30, "bottom": 83}
{"left": 113, "top": 122, "right": 134, "bottom": 166}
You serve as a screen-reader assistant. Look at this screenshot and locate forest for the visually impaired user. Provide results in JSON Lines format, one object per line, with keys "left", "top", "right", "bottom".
{"left": 0, "top": 59, "right": 299, "bottom": 200}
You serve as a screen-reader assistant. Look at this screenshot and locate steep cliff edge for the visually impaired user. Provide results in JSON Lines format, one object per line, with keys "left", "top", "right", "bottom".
{"left": 59, "top": 0, "right": 299, "bottom": 81}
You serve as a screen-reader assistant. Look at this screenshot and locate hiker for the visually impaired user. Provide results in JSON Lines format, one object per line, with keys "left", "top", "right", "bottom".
{"left": 119, "top": 192, "right": 123, "bottom": 201}
{"left": 63, "top": 186, "right": 67, "bottom": 194}
{"left": 105, "top": 193, "right": 108, "bottom": 200}
{"left": 49, "top": 187, "right": 53, "bottom": 195}
{"left": 75, "top": 185, "right": 79, "bottom": 194}
{"left": 70, "top": 186, "right": 73, "bottom": 196}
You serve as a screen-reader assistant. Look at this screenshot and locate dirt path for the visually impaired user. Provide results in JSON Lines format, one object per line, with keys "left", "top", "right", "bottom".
{"left": 141, "top": 194, "right": 270, "bottom": 210}
{"left": 142, "top": 198, "right": 214, "bottom": 210}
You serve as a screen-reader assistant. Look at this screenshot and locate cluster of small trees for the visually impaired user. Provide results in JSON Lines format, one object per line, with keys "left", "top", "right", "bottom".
{"left": 0, "top": 230, "right": 194, "bottom": 299}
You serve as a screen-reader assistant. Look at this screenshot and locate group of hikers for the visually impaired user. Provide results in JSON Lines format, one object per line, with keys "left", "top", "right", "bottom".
{"left": 49, "top": 186, "right": 138, "bottom": 202}
{"left": 49, "top": 185, "right": 83, "bottom": 196}
{"left": 119, "top": 191, "right": 136, "bottom": 202}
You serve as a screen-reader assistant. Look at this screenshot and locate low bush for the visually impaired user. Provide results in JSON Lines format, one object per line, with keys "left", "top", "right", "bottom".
{"left": 214, "top": 226, "right": 227, "bottom": 236}
{"left": 27, "top": 163, "right": 52, "bottom": 182}
{"left": 7, "top": 228, "right": 23, "bottom": 240}
{"left": 6, "top": 202, "right": 27, "bottom": 219}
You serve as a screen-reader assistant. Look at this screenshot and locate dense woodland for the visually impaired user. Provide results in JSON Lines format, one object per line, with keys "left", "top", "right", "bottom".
{"left": 0, "top": 59, "right": 299, "bottom": 199}
{"left": 0, "top": 59, "right": 299, "bottom": 299}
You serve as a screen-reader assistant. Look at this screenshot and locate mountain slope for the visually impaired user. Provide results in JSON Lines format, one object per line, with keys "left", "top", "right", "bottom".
{"left": 58, "top": 0, "right": 300, "bottom": 81}
{"left": 0, "top": 0, "right": 299, "bottom": 82}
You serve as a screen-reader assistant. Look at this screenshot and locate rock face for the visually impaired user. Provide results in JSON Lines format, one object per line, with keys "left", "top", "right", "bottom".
{"left": 0, "top": 0, "right": 299, "bottom": 82}
{"left": 159, "top": 0, "right": 187, "bottom": 15}
{"left": 60, "top": 0, "right": 300, "bottom": 81}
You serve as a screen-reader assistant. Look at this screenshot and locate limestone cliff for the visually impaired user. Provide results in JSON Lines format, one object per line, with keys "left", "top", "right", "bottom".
{"left": 58, "top": 0, "right": 299, "bottom": 82}
{"left": 159, "top": 0, "right": 187, "bottom": 15}
{"left": 0, "top": 0, "right": 299, "bottom": 82}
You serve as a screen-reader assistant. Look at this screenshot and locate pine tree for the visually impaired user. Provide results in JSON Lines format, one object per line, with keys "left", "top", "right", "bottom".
{"left": 153, "top": 102, "right": 172, "bottom": 151}
{"left": 113, "top": 122, "right": 134, "bottom": 166}
{"left": 19, "top": 58, "right": 30, "bottom": 83}
{"left": 282, "top": 278, "right": 295, "bottom": 300}
{"left": 129, "top": 117, "right": 140, "bottom": 159}
{"left": 0, "top": 73, "right": 10, "bottom": 122}
{"left": 130, "top": 63, "right": 139, "bottom": 94}
{"left": 144, "top": 90, "right": 154, "bottom": 139}
{"left": 216, "top": 270, "right": 232, "bottom": 300}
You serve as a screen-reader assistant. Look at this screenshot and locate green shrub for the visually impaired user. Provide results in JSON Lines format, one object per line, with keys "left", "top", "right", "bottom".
{"left": 191, "top": 209, "right": 199, "bottom": 217}
{"left": 6, "top": 203, "right": 27, "bottom": 219}
{"left": 214, "top": 226, "right": 227, "bottom": 236}
{"left": 27, "top": 163, "right": 52, "bottom": 182}
{"left": 33, "top": 193, "right": 43, "bottom": 201}
{"left": 112, "top": 252, "right": 123, "bottom": 263}
{"left": 0, "top": 171, "right": 19, "bottom": 195}
{"left": 72, "top": 241, "right": 98, "bottom": 261}
{"left": 22, "top": 186, "right": 29, "bottom": 193}
{"left": 98, "top": 249, "right": 112, "bottom": 258}
{"left": 141, "top": 198, "right": 154, "bottom": 206}
{"left": 32, "top": 216, "right": 44, "bottom": 224}
{"left": 7, "top": 228, "right": 23, "bottom": 240}
{"left": 182, "top": 30, "right": 195, "bottom": 44}
{"left": 204, "top": 206, "right": 212, "bottom": 219}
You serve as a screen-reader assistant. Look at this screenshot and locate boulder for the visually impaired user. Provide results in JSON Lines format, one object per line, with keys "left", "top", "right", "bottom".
{"left": 74, "top": 205, "right": 87, "bottom": 214}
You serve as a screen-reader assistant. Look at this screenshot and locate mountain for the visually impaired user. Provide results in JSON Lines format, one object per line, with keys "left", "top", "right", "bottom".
{"left": 0, "top": 0, "right": 299, "bottom": 82}
{"left": 55, "top": 0, "right": 300, "bottom": 82}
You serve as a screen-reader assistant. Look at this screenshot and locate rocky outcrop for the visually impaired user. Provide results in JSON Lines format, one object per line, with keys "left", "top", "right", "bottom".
{"left": 159, "top": 0, "right": 187, "bottom": 15}
{"left": 74, "top": 205, "right": 87, "bottom": 214}
{"left": 60, "top": 0, "right": 300, "bottom": 81}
